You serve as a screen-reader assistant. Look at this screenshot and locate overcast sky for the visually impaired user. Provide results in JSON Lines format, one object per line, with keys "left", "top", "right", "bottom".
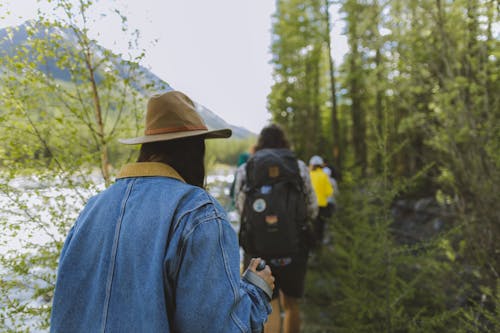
{"left": 1, "top": 0, "right": 347, "bottom": 133}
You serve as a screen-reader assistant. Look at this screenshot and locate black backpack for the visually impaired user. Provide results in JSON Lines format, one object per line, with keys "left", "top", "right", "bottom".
{"left": 239, "top": 148, "right": 307, "bottom": 258}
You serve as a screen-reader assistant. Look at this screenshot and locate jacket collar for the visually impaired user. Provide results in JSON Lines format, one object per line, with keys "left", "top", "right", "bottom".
{"left": 116, "top": 162, "right": 185, "bottom": 183}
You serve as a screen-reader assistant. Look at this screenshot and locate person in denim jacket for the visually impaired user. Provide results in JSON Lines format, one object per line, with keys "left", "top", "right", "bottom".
{"left": 50, "top": 91, "right": 274, "bottom": 332}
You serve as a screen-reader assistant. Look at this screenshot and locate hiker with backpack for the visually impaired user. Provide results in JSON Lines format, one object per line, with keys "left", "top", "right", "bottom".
{"left": 234, "top": 124, "right": 318, "bottom": 333}
{"left": 322, "top": 159, "right": 340, "bottom": 216}
{"left": 309, "top": 155, "right": 334, "bottom": 249}
{"left": 50, "top": 91, "right": 274, "bottom": 333}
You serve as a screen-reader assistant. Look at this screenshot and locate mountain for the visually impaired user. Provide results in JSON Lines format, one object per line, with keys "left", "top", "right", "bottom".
{"left": 0, "top": 21, "right": 255, "bottom": 139}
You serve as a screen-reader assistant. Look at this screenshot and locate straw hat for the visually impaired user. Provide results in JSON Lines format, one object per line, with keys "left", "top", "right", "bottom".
{"left": 119, "top": 91, "right": 232, "bottom": 144}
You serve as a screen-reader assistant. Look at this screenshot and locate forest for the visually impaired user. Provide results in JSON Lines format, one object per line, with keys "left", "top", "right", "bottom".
{"left": 267, "top": 1, "right": 499, "bottom": 332}
{"left": 0, "top": 0, "right": 499, "bottom": 331}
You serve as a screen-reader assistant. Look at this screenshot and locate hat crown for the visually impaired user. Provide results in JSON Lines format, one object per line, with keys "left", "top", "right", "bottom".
{"left": 145, "top": 91, "right": 207, "bottom": 135}
{"left": 118, "top": 90, "right": 231, "bottom": 145}
{"left": 309, "top": 155, "right": 324, "bottom": 166}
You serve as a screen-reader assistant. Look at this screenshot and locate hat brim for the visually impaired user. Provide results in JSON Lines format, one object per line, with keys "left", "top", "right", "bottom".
{"left": 118, "top": 128, "right": 232, "bottom": 145}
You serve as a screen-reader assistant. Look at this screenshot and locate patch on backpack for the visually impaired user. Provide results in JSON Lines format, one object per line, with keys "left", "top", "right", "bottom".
{"left": 268, "top": 166, "right": 280, "bottom": 178}
{"left": 252, "top": 198, "right": 266, "bottom": 212}
{"left": 265, "top": 215, "right": 278, "bottom": 225}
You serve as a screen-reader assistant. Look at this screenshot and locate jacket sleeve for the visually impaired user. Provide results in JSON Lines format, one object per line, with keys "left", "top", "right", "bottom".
{"left": 322, "top": 172, "right": 334, "bottom": 199}
{"left": 234, "top": 164, "right": 247, "bottom": 214}
{"left": 298, "top": 160, "right": 319, "bottom": 220}
{"left": 171, "top": 209, "right": 271, "bottom": 333}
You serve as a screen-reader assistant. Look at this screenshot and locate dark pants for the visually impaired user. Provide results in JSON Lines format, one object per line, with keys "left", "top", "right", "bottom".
{"left": 314, "top": 206, "right": 331, "bottom": 245}
{"left": 243, "top": 250, "right": 308, "bottom": 299}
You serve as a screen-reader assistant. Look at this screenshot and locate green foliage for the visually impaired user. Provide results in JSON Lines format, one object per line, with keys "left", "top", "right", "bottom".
{"left": 206, "top": 137, "right": 255, "bottom": 168}
{"left": 270, "top": 1, "right": 499, "bottom": 330}
{"left": 301, "top": 176, "right": 490, "bottom": 332}
{"left": 457, "top": 280, "right": 500, "bottom": 333}
{"left": 0, "top": 171, "right": 99, "bottom": 330}
{"left": 268, "top": 0, "right": 332, "bottom": 159}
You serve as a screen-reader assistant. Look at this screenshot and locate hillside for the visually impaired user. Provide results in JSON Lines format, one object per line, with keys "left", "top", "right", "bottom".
{"left": 0, "top": 21, "right": 255, "bottom": 139}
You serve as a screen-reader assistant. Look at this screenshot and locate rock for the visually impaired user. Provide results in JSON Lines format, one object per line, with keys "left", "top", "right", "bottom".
{"left": 391, "top": 197, "right": 455, "bottom": 244}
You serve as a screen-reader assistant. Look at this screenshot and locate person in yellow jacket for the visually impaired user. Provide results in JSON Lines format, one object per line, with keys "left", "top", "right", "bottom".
{"left": 309, "top": 155, "right": 334, "bottom": 247}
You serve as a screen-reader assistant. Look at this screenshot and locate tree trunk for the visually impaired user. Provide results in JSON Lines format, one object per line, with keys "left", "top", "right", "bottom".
{"left": 84, "top": 47, "right": 110, "bottom": 186}
{"left": 375, "top": 47, "right": 384, "bottom": 173}
{"left": 349, "top": 43, "right": 367, "bottom": 176}
{"left": 324, "top": 0, "right": 341, "bottom": 172}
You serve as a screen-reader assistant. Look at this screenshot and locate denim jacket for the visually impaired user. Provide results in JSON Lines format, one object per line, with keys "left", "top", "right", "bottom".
{"left": 50, "top": 162, "right": 271, "bottom": 333}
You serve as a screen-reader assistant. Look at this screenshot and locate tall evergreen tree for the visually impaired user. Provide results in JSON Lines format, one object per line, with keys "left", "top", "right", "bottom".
{"left": 268, "top": 0, "right": 330, "bottom": 159}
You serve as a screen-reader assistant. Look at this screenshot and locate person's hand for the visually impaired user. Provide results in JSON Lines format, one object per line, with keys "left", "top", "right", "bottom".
{"left": 247, "top": 258, "right": 275, "bottom": 291}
